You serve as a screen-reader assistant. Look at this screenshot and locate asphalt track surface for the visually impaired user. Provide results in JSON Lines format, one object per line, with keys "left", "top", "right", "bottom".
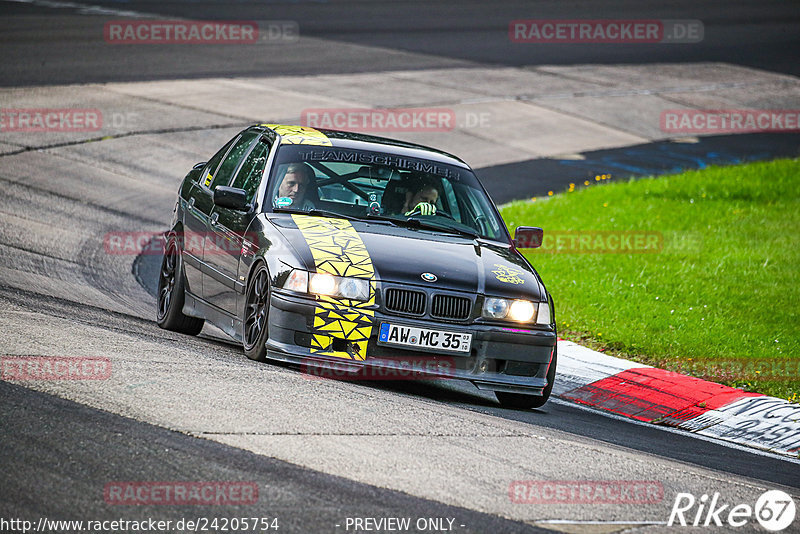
{"left": 0, "top": 380, "right": 551, "bottom": 533}
{"left": 1, "top": 1, "right": 799, "bottom": 533}
{"left": 1, "top": 0, "right": 799, "bottom": 86}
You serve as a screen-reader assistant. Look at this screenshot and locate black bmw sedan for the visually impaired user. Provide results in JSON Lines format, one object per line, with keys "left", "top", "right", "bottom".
{"left": 157, "top": 124, "right": 557, "bottom": 408}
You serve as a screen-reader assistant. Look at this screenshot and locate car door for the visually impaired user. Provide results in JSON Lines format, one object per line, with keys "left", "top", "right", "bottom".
{"left": 202, "top": 130, "right": 263, "bottom": 315}
{"left": 182, "top": 133, "right": 241, "bottom": 296}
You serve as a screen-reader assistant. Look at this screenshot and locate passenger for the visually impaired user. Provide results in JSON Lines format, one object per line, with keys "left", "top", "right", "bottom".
{"left": 399, "top": 176, "right": 439, "bottom": 216}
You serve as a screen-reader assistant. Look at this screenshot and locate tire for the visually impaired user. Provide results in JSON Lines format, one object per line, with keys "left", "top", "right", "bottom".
{"left": 156, "top": 235, "right": 204, "bottom": 335}
{"left": 243, "top": 262, "right": 270, "bottom": 362}
{"left": 496, "top": 345, "right": 558, "bottom": 410}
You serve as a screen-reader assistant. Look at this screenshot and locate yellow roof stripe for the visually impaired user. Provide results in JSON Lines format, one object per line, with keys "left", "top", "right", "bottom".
{"left": 261, "top": 124, "right": 332, "bottom": 146}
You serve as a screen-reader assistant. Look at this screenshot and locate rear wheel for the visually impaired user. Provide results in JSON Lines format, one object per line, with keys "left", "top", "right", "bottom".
{"left": 243, "top": 263, "right": 270, "bottom": 362}
{"left": 495, "top": 345, "right": 557, "bottom": 409}
{"left": 156, "top": 235, "right": 204, "bottom": 335}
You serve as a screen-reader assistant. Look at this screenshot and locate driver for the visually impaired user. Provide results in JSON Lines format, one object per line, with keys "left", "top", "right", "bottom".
{"left": 274, "top": 162, "right": 316, "bottom": 210}
{"left": 401, "top": 176, "right": 439, "bottom": 216}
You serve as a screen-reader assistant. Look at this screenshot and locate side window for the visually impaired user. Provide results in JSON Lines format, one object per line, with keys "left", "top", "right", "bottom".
{"left": 231, "top": 138, "right": 271, "bottom": 203}
{"left": 201, "top": 135, "right": 240, "bottom": 188}
{"left": 209, "top": 131, "right": 260, "bottom": 190}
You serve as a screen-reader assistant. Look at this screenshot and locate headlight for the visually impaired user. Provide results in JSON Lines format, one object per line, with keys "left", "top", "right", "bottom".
{"left": 509, "top": 300, "right": 536, "bottom": 322}
{"left": 309, "top": 272, "right": 336, "bottom": 295}
{"left": 283, "top": 269, "right": 370, "bottom": 301}
{"left": 483, "top": 297, "right": 510, "bottom": 319}
{"left": 482, "top": 297, "right": 542, "bottom": 323}
{"left": 337, "top": 277, "right": 369, "bottom": 300}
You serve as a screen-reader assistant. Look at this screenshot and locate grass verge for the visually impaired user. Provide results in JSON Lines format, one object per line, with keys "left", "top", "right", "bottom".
{"left": 501, "top": 158, "right": 799, "bottom": 401}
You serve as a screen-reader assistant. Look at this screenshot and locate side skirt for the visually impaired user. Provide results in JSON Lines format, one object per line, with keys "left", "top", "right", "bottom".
{"left": 184, "top": 290, "right": 243, "bottom": 342}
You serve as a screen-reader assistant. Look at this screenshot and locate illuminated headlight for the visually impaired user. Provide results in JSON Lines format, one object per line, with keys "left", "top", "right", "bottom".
{"left": 509, "top": 300, "right": 536, "bottom": 322}
{"left": 284, "top": 269, "right": 369, "bottom": 301}
{"left": 311, "top": 273, "right": 369, "bottom": 300}
{"left": 482, "top": 297, "right": 537, "bottom": 322}
{"left": 309, "top": 272, "right": 336, "bottom": 295}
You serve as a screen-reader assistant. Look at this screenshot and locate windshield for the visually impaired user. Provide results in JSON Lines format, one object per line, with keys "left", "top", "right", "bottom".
{"left": 265, "top": 144, "right": 508, "bottom": 241}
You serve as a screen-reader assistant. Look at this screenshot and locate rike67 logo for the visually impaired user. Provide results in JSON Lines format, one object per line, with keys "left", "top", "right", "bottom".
{"left": 668, "top": 490, "right": 796, "bottom": 531}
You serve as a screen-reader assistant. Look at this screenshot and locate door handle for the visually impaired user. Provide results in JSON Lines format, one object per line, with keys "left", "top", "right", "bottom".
{"left": 187, "top": 197, "right": 195, "bottom": 209}
{"left": 210, "top": 212, "right": 219, "bottom": 225}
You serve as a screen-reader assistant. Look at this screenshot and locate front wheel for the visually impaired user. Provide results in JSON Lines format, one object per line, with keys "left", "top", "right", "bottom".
{"left": 495, "top": 345, "right": 557, "bottom": 409}
{"left": 156, "top": 235, "right": 204, "bottom": 335}
{"left": 243, "top": 263, "right": 270, "bottom": 362}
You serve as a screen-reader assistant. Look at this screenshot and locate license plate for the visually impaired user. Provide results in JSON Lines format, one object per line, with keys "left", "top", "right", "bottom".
{"left": 378, "top": 323, "right": 472, "bottom": 353}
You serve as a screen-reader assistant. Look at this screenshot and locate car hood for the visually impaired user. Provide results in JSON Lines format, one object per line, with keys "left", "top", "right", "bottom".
{"left": 271, "top": 215, "right": 544, "bottom": 300}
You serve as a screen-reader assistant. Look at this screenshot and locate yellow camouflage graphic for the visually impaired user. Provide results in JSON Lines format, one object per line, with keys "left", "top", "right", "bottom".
{"left": 262, "top": 124, "right": 332, "bottom": 146}
{"left": 492, "top": 263, "right": 525, "bottom": 284}
{"left": 292, "top": 215, "right": 376, "bottom": 360}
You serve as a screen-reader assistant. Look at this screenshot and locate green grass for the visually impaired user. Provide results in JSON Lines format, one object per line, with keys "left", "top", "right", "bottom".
{"left": 501, "top": 158, "right": 800, "bottom": 401}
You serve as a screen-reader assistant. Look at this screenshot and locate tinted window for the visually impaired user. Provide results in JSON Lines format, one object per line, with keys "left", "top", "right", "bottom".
{"left": 201, "top": 134, "right": 240, "bottom": 188}
{"left": 231, "top": 137, "right": 271, "bottom": 203}
{"left": 209, "top": 131, "right": 260, "bottom": 190}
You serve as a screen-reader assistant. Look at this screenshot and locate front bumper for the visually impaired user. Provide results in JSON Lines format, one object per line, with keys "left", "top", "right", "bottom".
{"left": 265, "top": 290, "right": 556, "bottom": 395}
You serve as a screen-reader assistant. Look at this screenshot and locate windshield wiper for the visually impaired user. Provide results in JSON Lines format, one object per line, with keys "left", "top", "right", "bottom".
{"left": 363, "top": 214, "right": 473, "bottom": 236}
{"left": 273, "top": 208, "right": 478, "bottom": 238}
{"left": 275, "top": 208, "right": 403, "bottom": 228}
{"left": 273, "top": 207, "right": 359, "bottom": 221}
{"left": 362, "top": 213, "right": 403, "bottom": 226}
{"left": 401, "top": 217, "right": 479, "bottom": 239}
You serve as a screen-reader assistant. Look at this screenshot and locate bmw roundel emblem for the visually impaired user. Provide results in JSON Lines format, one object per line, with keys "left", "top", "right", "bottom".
{"left": 421, "top": 272, "right": 438, "bottom": 282}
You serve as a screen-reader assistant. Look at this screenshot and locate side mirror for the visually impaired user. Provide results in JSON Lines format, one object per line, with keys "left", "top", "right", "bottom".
{"left": 213, "top": 186, "right": 249, "bottom": 211}
{"left": 514, "top": 226, "right": 543, "bottom": 249}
